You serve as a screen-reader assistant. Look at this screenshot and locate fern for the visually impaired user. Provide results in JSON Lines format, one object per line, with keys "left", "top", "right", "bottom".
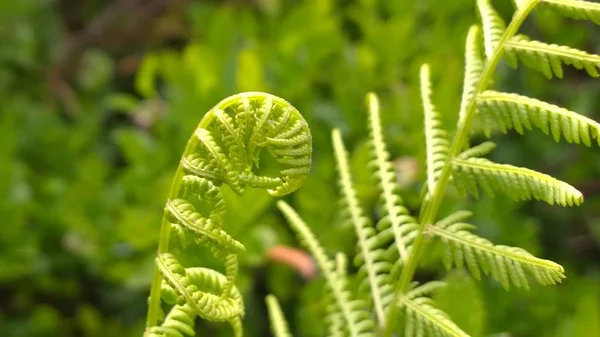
{"left": 421, "top": 64, "right": 450, "bottom": 196}
{"left": 277, "top": 201, "right": 376, "bottom": 337}
{"left": 476, "top": 90, "right": 600, "bottom": 144}
{"left": 146, "top": 1, "right": 600, "bottom": 336}
{"left": 505, "top": 35, "right": 600, "bottom": 78}
{"left": 266, "top": 295, "right": 292, "bottom": 337}
{"left": 145, "top": 92, "right": 312, "bottom": 336}
{"left": 452, "top": 156, "right": 583, "bottom": 206}
{"left": 398, "top": 282, "right": 469, "bottom": 337}
{"left": 428, "top": 211, "right": 565, "bottom": 289}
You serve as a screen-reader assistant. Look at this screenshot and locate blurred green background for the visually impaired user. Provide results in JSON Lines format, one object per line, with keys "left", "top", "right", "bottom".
{"left": 1, "top": 0, "right": 599, "bottom": 336}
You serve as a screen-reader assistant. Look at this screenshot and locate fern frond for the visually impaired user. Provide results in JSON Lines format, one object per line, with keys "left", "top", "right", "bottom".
{"left": 266, "top": 295, "right": 293, "bottom": 337}
{"left": 505, "top": 35, "right": 600, "bottom": 78}
{"left": 398, "top": 282, "right": 469, "bottom": 337}
{"left": 365, "top": 93, "right": 418, "bottom": 269}
{"left": 421, "top": 64, "right": 450, "bottom": 195}
{"left": 477, "top": 0, "right": 506, "bottom": 59}
{"left": 333, "top": 128, "right": 394, "bottom": 326}
{"left": 430, "top": 211, "right": 566, "bottom": 289}
{"left": 542, "top": 0, "right": 600, "bottom": 25}
{"left": 146, "top": 92, "right": 312, "bottom": 333}
{"left": 459, "top": 25, "right": 485, "bottom": 125}
{"left": 477, "top": 90, "right": 600, "bottom": 145}
{"left": 277, "top": 201, "right": 376, "bottom": 337}
{"left": 452, "top": 157, "right": 583, "bottom": 206}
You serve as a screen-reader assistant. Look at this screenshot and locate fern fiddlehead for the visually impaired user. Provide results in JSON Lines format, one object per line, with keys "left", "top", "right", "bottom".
{"left": 145, "top": 92, "right": 312, "bottom": 336}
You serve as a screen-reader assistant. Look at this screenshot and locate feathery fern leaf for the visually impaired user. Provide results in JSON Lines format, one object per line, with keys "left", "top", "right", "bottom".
{"left": 325, "top": 253, "right": 349, "bottom": 337}
{"left": 398, "top": 282, "right": 469, "bottom": 337}
{"left": 459, "top": 25, "right": 485, "bottom": 125}
{"left": 365, "top": 93, "right": 419, "bottom": 275}
{"left": 421, "top": 64, "right": 450, "bottom": 195}
{"left": 277, "top": 201, "right": 376, "bottom": 337}
{"left": 266, "top": 295, "right": 292, "bottom": 337}
{"left": 542, "top": 0, "right": 600, "bottom": 25}
{"left": 476, "top": 90, "right": 600, "bottom": 145}
{"left": 333, "top": 128, "right": 395, "bottom": 326}
{"left": 505, "top": 35, "right": 600, "bottom": 78}
{"left": 429, "top": 211, "right": 566, "bottom": 289}
{"left": 452, "top": 157, "right": 583, "bottom": 206}
{"left": 477, "top": 0, "right": 506, "bottom": 59}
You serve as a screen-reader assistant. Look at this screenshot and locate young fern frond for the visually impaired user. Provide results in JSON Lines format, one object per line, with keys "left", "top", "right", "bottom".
{"left": 333, "top": 128, "right": 394, "bottom": 326}
{"left": 459, "top": 26, "right": 485, "bottom": 125}
{"left": 146, "top": 93, "right": 312, "bottom": 336}
{"left": 266, "top": 295, "right": 292, "bottom": 337}
{"left": 421, "top": 64, "right": 450, "bottom": 196}
{"left": 429, "top": 211, "right": 565, "bottom": 289}
{"left": 477, "top": 0, "right": 506, "bottom": 59}
{"left": 476, "top": 90, "right": 600, "bottom": 145}
{"left": 277, "top": 201, "right": 376, "bottom": 337}
{"left": 398, "top": 282, "right": 469, "bottom": 337}
{"left": 542, "top": 0, "right": 600, "bottom": 25}
{"left": 505, "top": 35, "right": 600, "bottom": 79}
{"left": 452, "top": 156, "right": 583, "bottom": 206}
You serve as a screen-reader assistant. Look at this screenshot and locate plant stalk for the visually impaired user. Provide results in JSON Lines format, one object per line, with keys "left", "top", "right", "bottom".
{"left": 381, "top": 1, "right": 539, "bottom": 336}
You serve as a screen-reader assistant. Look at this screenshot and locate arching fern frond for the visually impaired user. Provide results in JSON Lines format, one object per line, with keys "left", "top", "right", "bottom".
{"left": 476, "top": 90, "right": 600, "bottom": 145}
{"left": 366, "top": 93, "right": 420, "bottom": 265}
{"left": 277, "top": 201, "right": 376, "bottom": 337}
{"left": 477, "top": 0, "right": 506, "bottom": 59}
{"left": 397, "top": 282, "right": 469, "bottom": 337}
{"left": 421, "top": 64, "right": 450, "bottom": 196}
{"left": 429, "top": 211, "right": 566, "bottom": 289}
{"left": 459, "top": 25, "right": 485, "bottom": 125}
{"left": 452, "top": 157, "right": 583, "bottom": 206}
{"left": 266, "top": 295, "right": 292, "bottom": 337}
{"left": 457, "top": 141, "right": 496, "bottom": 159}
{"left": 542, "top": 0, "right": 600, "bottom": 25}
{"left": 505, "top": 35, "right": 600, "bottom": 79}
{"left": 333, "top": 128, "right": 396, "bottom": 326}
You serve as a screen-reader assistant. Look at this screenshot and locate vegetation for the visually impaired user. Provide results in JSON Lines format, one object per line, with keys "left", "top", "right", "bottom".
{"left": 2, "top": 0, "right": 600, "bottom": 336}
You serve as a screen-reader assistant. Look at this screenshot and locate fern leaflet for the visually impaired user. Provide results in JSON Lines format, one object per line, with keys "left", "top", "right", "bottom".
{"left": 505, "top": 35, "right": 600, "bottom": 78}
{"left": 452, "top": 156, "right": 583, "bottom": 206}
{"left": 477, "top": 90, "right": 600, "bottom": 145}
{"left": 429, "top": 211, "right": 566, "bottom": 289}
{"left": 542, "top": 0, "right": 600, "bottom": 25}
{"left": 477, "top": 0, "right": 506, "bottom": 59}
{"left": 398, "top": 282, "right": 469, "bottom": 337}
{"left": 421, "top": 64, "right": 450, "bottom": 196}
{"left": 459, "top": 25, "right": 485, "bottom": 125}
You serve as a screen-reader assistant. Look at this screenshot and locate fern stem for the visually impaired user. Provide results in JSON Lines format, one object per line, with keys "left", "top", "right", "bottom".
{"left": 381, "top": 1, "right": 539, "bottom": 336}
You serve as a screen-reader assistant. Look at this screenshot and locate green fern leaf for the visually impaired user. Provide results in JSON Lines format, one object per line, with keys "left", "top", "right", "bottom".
{"left": 430, "top": 211, "right": 566, "bottom": 289}
{"left": 452, "top": 157, "right": 583, "bottom": 206}
{"left": 477, "top": 0, "right": 506, "bottom": 59}
{"left": 459, "top": 25, "right": 485, "bottom": 125}
{"left": 266, "top": 295, "right": 293, "bottom": 337}
{"left": 505, "top": 35, "right": 600, "bottom": 78}
{"left": 277, "top": 201, "right": 376, "bottom": 337}
{"left": 333, "top": 128, "right": 395, "bottom": 326}
{"left": 421, "top": 64, "right": 450, "bottom": 195}
{"left": 398, "top": 282, "right": 469, "bottom": 337}
{"left": 366, "top": 92, "right": 416, "bottom": 265}
{"left": 476, "top": 90, "right": 600, "bottom": 145}
{"left": 542, "top": 0, "right": 600, "bottom": 25}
